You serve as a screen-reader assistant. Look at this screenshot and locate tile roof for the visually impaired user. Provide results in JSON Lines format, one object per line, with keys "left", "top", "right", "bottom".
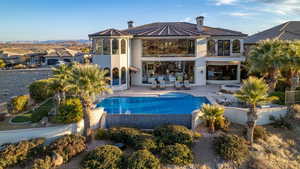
{"left": 89, "top": 22, "right": 247, "bottom": 37}
{"left": 44, "top": 48, "right": 80, "bottom": 57}
{"left": 245, "top": 21, "right": 300, "bottom": 44}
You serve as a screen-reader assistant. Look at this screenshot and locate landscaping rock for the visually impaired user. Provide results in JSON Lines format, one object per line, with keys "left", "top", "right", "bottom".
{"left": 51, "top": 152, "right": 64, "bottom": 167}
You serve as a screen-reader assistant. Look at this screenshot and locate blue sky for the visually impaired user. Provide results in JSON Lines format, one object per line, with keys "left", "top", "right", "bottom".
{"left": 0, "top": 0, "right": 299, "bottom": 41}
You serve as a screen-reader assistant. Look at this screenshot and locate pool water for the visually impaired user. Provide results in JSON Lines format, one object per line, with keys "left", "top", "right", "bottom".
{"left": 96, "top": 92, "right": 210, "bottom": 114}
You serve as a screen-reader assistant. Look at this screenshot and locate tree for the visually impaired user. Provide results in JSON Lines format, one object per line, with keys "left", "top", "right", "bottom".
{"left": 248, "top": 39, "right": 286, "bottom": 92}
{"left": 0, "top": 59, "right": 6, "bottom": 68}
{"left": 199, "top": 104, "right": 225, "bottom": 133}
{"left": 65, "top": 64, "right": 112, "bottom": 140}
{"left": 234, "top": 77, "right": 277, "bottom": 145}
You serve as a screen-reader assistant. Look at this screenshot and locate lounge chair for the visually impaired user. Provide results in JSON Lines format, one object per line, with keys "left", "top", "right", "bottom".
{"left": 183, "top": 80, "right": 191, "bottom": 90}
{"left": 151, "top": 81, "right": 158, "bottom": 90}
{"left": 175, "top": 81, "right": 183, "bottom": 90}
{"left": 159, "top": 80, "right": 166, "bottom": 89}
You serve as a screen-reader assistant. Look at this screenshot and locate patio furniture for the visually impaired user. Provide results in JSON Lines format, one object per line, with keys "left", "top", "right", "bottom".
{"left": 183, "top": 80, "right": 191, "bottom": 90}
{"left": 159, "top": 80, "right": 166, "bottom": 89}
{"left": 175, "top": 81, "right": 183, "bottom": 90}
{"left": 151, "top": 80, "right": 158, "bottom": 90}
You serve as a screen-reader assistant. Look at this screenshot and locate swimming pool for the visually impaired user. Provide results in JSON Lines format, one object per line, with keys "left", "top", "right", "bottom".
{"left": 97, "top": 92, "right": 210, "bottom": 114}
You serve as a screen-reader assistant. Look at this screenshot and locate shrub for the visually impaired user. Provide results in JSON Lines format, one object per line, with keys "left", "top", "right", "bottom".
{"left": 95, "top": 128, "right": 109, "bottom": 140}
{"left": 215, "top": 116, "right": 230, "bottom": 131}
{"left": 8, "top": 95, "right": 29, "bottom": 114}
{"left": 47, "top": 134, "right": 86, "bottom": 162}
{"left": 269, "top": 91, "right": 285, "bottom": 105}
{"left": 29, "top": 79, "right": 54, "bottom": 103}
{"left": 132, "top": 134, "right": 157, "bottom": 152}
{"left": 214, "top": 134, "right": 249, "bottom": 163}
{"left": 81, "top": 145, "right": 123, "bottom": 169}
{"left": 127, "top": 150, "right": 160, "bottom": 169}
{"left": 160, "top": 143, "right": 193, "bottom": 166}
{"left": 31, "top": 156, "right": 52, "bottom": 169}
{"left": 55, "top": 98, "right": 83, "bottom": 124}
{"left": 154, "top": 125, "right": 195, "bottom": 146}
{"left": 0, "top": 59, "right": 5, "bottom": 68}
{"left": 243, "top": 126, "right": 268, "bottom": 141}
{"left": 107, "top": 127, "right": 141, "bottom": 145}
{"left": 0, "top": 138, "right": 45, "bottom": 169}
{"left": 30, "top": 98, "right": 54, "bottom": 123}
{"left": 269, "top": 115, "right": 293, "bottom": 130}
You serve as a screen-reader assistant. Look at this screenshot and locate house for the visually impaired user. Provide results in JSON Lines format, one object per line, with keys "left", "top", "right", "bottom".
{"left": 44, "top": 48, "right": 84, "bottom": 65}
{"left": 88, "top": 16, "right": 247, "bottom": 90}
{"left": 244, "top": 21, "right": 300, "bottom": 55}
{"left": 0, "top": 51, "right": 28, "bottom": 66}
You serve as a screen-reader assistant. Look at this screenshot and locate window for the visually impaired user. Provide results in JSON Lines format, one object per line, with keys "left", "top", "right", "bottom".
{"left": 104, "top": 67, "right": 111, "bottom": 85}
{"left": 103, "top": 39, "right": 111, "bottom": 55}
{"left": 121, "top": 67, "right": 126, "bottom": 84}
{"left": 112, "top": 39, "right": 119, "bottom": 55}
{"left": 112, "top": 68, "right": 119, "bottom": 85}
{"left": 206, "top": 65, "right": 238, "bottom": 80}
{"left": 217, "top": 40, "right": 230, "bottom": 56}
{"left": 142, "top": 39, "right": 195, "bottom": 56}
{"left": 207, "top": 40, "right": 216, "bottom": 56}
{"left": 121, "top": 39, "right": 126, "bottom": 54}
{"left": 232, "top": 40, "right": 241, "bottom": 53}
{"left": 94, "top": 39, "right": 103, "bottom": 54}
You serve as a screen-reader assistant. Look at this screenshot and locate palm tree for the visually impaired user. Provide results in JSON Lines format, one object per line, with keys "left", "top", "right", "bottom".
{"left": 248, "top": 39, "right": 286, "bottom": 92}
{"left": 234, "top": 77, "right": 277, "bottom": 145}
{"left": 66, "top": 64, "right": 112, "bottom": 140}
{"left": 199, "top": 104, "right": 225, "bottom": 133}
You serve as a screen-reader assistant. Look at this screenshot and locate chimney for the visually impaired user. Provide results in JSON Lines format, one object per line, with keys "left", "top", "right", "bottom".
{"left": 128, "top": 21, "right": 134, "bottom": 28}
{"left": 196, "top": 16, "right": 204, "bottom": 31}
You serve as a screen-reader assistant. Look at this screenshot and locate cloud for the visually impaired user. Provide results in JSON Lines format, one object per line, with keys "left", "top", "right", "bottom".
{"left": 229, "top": 12, "right": 253, "bottom": 17}
{"left": 254, "top": 0, "right": 300, "bottom": 15}
{"left": 215, "top": 0, "right": 237, "bottom": 5}
{"left": 181, "top": 17, "right": 193, "bottom": 23}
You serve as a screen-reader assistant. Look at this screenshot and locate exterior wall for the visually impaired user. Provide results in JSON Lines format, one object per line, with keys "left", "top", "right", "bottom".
{"left": 131, "top": 39, "right": 143, "bottom": 86}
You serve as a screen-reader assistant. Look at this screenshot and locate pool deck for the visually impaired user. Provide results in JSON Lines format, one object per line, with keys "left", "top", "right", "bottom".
{"left": 98, "top": 85, "right": 220, "bottom": 104}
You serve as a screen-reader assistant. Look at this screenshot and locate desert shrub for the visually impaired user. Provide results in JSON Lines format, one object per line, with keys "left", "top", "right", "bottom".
{"left": 29, "top": 79, "right": 55, "bottom": 103}
{"left": 47, "top": 134, "right": 86, "bottom": 162}
{"left": 0, "top": 138, "right": 45, "bottom": 169}
{"left": 160, "top": 143, "right": 193, "bottom": 166}
{"left": 243, "top": 126, "right": 268, "bottom": 141}
{"left": 214, "top": 134, "right": 249, "bottom": 163}
{"left": 154, "top": 125, "right": 195, "bottom": 146}
{"left": 95, "top": 128, "right": 109, "bottom": 140}
{"left": 31, "top": 156, "right": 52, "bottom": 169}
{"left": 127, "top": 150, "right": 160, "bottom": 169}
{"left": 81, "top": 145, "right": 123, "bottom": 169}
{"left": 215, "top": 116, "right": 230, "bottom": 131}
{"left": 269, "top": 115, "right": 293, "bottom": 130}
{"left": 247, "top": 157, "right": 273, "bottom": 169}
{"left": 132, "top": 134, "right": 157, "bottom": 152}
{"left": 8, "top": 95, "right": 29, "bottom": 114}
{"left": 55, "top": 98, "right": 83, "bottom": 124}
{"left": 107, "top": 127, "right": 141, "bottom": 145}
{"left": 13, "top": 64, "right": 27, "bottom": 69}
{"left": 269, "top": 91, "right": 285, "bottom": 105}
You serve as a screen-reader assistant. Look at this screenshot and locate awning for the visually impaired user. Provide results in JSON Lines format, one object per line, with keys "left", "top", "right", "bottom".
{"left": 129, "top": 66, "right": 139, "bottom": 72}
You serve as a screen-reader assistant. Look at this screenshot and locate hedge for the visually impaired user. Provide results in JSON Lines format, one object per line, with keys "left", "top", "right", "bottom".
{"left": 127, "top": 150, "right": 160, "bottom": 169}
{"left": 55, "top": 98, "right": 83, "bottom": 124}
{"left": 29, "top": 79, "right": 54, "bottom": 103}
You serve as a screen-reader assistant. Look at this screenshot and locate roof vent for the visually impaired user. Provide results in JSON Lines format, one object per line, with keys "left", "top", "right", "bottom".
{"left": 128, "top": 21, "right": 134, "bottom": 28}
{"left": 196, "top": 16, "right": 204, "bottom": 31}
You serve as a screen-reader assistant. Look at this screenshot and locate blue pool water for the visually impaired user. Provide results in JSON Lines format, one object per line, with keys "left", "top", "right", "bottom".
{"left": 96, "top": 92, "right": 210, "bottom": 114}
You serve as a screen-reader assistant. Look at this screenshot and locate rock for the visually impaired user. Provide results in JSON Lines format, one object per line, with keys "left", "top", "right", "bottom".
{"left": 40, "top": 117, "right": 48, "bottom": 127}
{"left": 51, "top": 152, "right": 63, "bottom": 167}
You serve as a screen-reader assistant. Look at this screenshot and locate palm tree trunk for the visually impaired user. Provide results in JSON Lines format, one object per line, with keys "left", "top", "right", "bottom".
{"left": 54, "top": 93, "right": 61, "bottom": 115}
{"left": 247, "top": 104, "right": 257, "bottom": 145}
{"left": 268, "top": 69, "right": 279, "bottom": 92}
{"left": 61, "top": 91, "right": 66, "bottom": 103}
{"left": 81, "top": 98, "right": 93, "bottom": 142}
{"left": 209, "top": 119, "right": 215, "bottom": 133}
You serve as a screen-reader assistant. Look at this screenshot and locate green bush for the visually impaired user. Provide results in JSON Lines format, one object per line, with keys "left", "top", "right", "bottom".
{"left": 55, "top": 98, "right": 83, "bottom": 124}
{"left": 0, "top": 138, "right": 45, "bottom": 169}
{"left": 107, "top": 127, "right": 141, "bottom": 145}
{"left": 29, "top": 79, "right": 54, "bottom": 103}
{"left": 214, "top": 134, "right": 249, "bottom": 163}
{"left": 153, "top": 125, "right": 195, "bottom": 146}
{"left": 160, "top": 143, "right": 193, "bottom": 166}
{"left": 81, "top": 145, "right": 123, "bottom": 169}
{"left": 30, "top": 98, "right": 54, "bottom": 123}
{"left": 95, "top": 128, "right": 109, "bottom": 140}
{"left": 269, "top": 91, "right": 285, "bottom": 105}
{"left": 31, "top": 156, "right": 52, "bottom": 169}
{"left": 8, "top": 95, "right": 29, "bottom": 114}
{"left": 132, "top": 134, "right": 157, "bottom": 152}
{"left": 127, "top": 150, "right": 160, "bottom": 169}
{"left": 47, "top": 134, "right": 86, "bottom": 162}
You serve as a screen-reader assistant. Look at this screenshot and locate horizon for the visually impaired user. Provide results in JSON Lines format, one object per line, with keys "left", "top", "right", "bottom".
{"left": 0, "top": 0, "right": 299, "bottom": 41}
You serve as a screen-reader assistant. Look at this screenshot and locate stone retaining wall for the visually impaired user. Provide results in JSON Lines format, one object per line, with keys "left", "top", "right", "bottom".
{"left": 105, "top": 113, "right": 192, "bottom": 129}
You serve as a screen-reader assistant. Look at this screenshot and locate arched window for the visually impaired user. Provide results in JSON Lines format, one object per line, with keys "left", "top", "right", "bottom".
{"left": 121, "top": 39, "right": 126, "bottom": 54}
{"left": 104, "top": 67, "right": 111, "bottom": 85}
{"left": 112, "top": 68, "right": 119, "bottom": 85}
{"left": 121, "top": 67, "right": 126, "bottom": 84}
{"left": 103, "top": 39, "right": 111, "bottom": 55}
{"left": 207, "top": 40, "right": 216, "bottom": 56}
{"left": 112, "top": 39, "right": 119, "bottom": 55}
{"left": 232, "top": 39, "right": 241, "bottom": 53}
